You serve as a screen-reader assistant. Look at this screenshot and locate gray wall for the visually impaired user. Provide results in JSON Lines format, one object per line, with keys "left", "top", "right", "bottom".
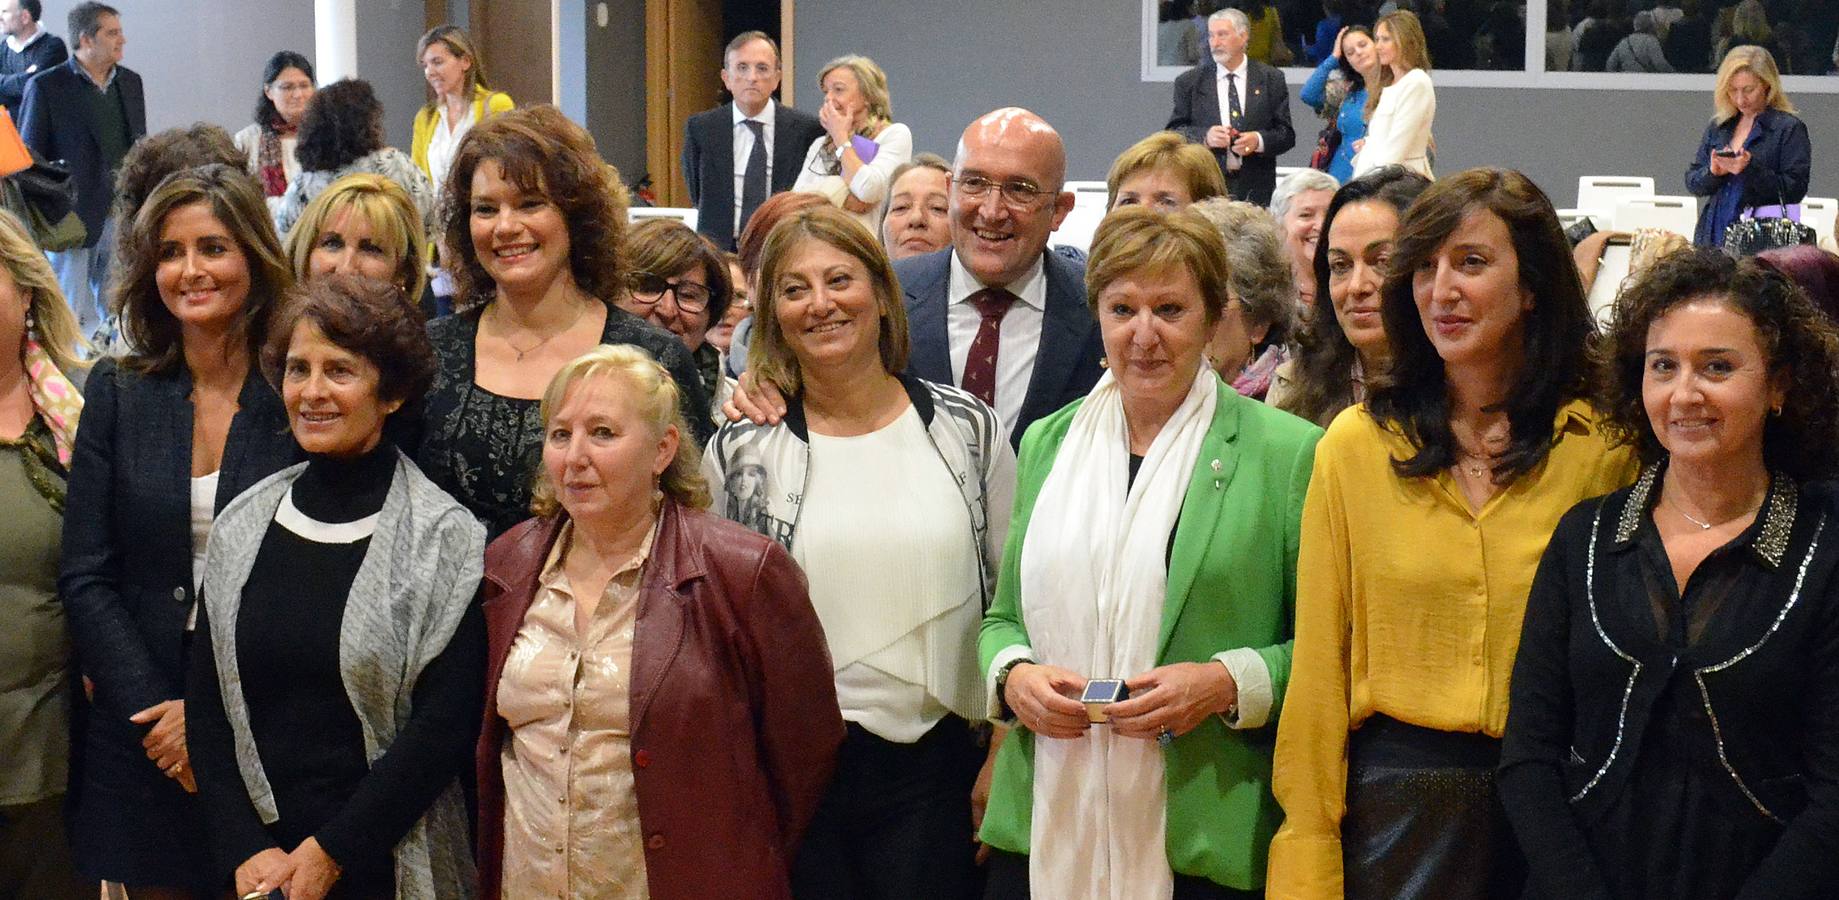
{"left": 35, "top": 1, "right": 433, "bottom": 150}
{"left": 583, "top": 0, "right": 646, "bottom": 188}
{"left": 793, "top": 1, "right": 1839, "bottom": 206}
{"left": 37, "top": 0, "right": 318, "bottom": 137}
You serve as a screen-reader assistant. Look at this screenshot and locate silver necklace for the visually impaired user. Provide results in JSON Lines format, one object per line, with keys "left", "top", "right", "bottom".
{"left": 1676, "top": 505, "right": 1715, "bottom": 530}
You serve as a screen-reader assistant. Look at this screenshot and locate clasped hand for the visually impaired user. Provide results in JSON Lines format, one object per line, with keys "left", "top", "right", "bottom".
{"left": 236, "top": 837, "right": 342, "bottom": 900}
{"left": 1003, "top": 661, "right": 1238, "bottom": 742}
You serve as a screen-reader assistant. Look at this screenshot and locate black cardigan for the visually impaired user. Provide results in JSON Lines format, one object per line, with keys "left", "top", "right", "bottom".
{"left": 1500, "top": 467, "right": 1839, "bottom": 900}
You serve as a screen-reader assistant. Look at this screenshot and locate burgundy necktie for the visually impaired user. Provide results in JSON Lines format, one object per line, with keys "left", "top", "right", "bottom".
{"left": 960, "top": 288, "right": 1015, "bottom": 407}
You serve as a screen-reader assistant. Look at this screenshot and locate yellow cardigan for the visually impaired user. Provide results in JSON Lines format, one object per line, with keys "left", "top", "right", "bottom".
{"left": 411, "top": 85, "right": 515, "bottom": 179}
{"left": 1265, "top": 400, "right": 1637, "bottom": 899}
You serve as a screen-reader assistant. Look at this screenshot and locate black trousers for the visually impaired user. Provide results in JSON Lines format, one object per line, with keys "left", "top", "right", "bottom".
{"left": 982, "top": 849, "right": 1263, "bottom": 900}
{"left": 792, "top": 717, "right": 984, "bottom": 900}
{"left": 0, "top": 795, "right": 89, "bottom": 900}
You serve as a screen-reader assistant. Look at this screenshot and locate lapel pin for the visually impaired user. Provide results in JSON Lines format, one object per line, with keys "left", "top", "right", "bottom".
{"left": 1211, "top": 458, "right": 1223, "bottom": 490}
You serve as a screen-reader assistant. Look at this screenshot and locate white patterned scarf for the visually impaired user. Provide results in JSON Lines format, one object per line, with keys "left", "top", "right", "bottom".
{"left": 1018, "top": 365, "right": 1217, "bottom": 900}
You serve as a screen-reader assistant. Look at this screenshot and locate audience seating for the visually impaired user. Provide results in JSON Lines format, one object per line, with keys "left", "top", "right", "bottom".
{"left": 629, "top": 206, "right": 699, "bottom": 230}
{"left": 1051, "top": 182, "right": 1112, "bottom": 252}
{"left": 1612, "top": 195, "right": 1698, "bottom": 239}
{"left": 1576, "top": 176, "right": 1655, "bottom": 231}
{"left": 1801, "top": 197, "right": 1838, "bottom": 244}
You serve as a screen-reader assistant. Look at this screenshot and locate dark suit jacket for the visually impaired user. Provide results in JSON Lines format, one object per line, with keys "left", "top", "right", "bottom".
{"left": 19, "top": 58, "right": 146, "bottom": 245}
{"left": 59, "top": 359, "right": 300, "bottom": 724}
{"left": 0, "top": 31, "right": 67, "bottom": 113}
{"left": 682, "top": 100, "right": 825, "bottom": 250}
{"left": 895, "top": 248, "right": 1104, "bottom": 448}
{"left": 1167, "top": 58, "right": 1296, "bottom": 205}
{"left": 476, "top": 503, "right": 841, "bottom": 900}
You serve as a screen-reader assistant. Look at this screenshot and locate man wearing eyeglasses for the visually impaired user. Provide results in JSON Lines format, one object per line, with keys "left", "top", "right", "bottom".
{"left": 724, "top": 108, "right": 1101, "bottom": 449}
{"left": 683, "top": 31, "right": 827, "bottom": 251}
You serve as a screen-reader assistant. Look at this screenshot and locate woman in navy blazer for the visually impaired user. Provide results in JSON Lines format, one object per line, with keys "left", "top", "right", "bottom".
{"left": 58, "top": 165, "right": 299, "bottom": 896}
{"left": 1685, "top": 46, "right": 1811, "bottom": 248}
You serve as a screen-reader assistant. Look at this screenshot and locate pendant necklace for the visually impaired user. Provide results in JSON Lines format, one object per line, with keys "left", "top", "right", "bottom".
{"left": 497, "top": 299, "right": 589, "bottom": 362}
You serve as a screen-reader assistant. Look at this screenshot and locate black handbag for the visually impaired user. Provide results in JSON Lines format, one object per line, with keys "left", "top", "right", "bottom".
{"left": 1723, "top": 187, "right": 1816, "bottom": 257}
{"left": 1, "top": 149, "right": 85, "bottom": 250}
{"left": 1309, "top": 121, "right": 1341, "bottom": 172}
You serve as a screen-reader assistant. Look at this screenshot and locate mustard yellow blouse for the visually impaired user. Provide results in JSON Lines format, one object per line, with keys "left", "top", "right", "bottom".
{"left": 1266, "top": 400, "right": 1638, "bottom": 899}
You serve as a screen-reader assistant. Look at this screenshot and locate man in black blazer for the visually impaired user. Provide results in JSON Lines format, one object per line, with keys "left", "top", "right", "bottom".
{"left": 1166, "top": 8, "right": 1295, "bottom": 206}
{"left": 895, "top": 108, "right": 1102, "bottom": 447}
{"left": 20, "top": 1, "right": 143, "bottom": 339}
{"left": 681, "top": 31, "right": 826, "bottom": 251}
{"left": 0, "top": 0, "right": 66, "bottom": 116}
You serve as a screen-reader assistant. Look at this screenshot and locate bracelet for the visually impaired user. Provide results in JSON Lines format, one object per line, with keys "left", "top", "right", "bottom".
{"left": 995, "top": 657, "right": 1031, "bottom": 721}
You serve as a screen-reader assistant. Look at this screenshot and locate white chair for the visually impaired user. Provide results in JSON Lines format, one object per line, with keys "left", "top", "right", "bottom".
{"left": 629, "top": 206, "right": 698, "bottom": 231}
{"left": 1066, "top": 181, "right": 1110, "bottom": 209}
{"left": 1612, "top": 195, "right": 1698, "bottom": 239}
{"left": 1576, "top": 176, "right": 1655, "bottom": 222}
{"left": 1051, "top": 205, "right": 1106, "bottom": 253}
{"left": 1799, "top": 197, "right": 1838, "bottom": 244}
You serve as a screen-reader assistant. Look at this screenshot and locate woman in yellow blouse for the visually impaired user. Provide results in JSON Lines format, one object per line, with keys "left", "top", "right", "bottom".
{"left": 410, "top": 25, "right": 514, "bottom": 192}
{"left": 1267, "top": 168, "right": 1638, "bottom": 900}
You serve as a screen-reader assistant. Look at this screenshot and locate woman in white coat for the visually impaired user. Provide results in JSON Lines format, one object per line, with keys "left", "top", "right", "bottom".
{"left": 1353, "top": 11, "right": 1436, "bottom": 178}
{"left": 793, "top": 55, "right": 913, "bottom": 233}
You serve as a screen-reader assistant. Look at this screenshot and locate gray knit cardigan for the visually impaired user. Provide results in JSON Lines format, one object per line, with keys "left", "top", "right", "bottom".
{"left": 199, "top": 450, "right": 485, "bottom": 899}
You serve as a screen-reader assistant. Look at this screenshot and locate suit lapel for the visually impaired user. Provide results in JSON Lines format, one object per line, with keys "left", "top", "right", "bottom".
{"left": 1196, "top": 63, "right": 1222, "bottom": 128}
{"left": 770, "top": 100, "right": 805, "bottom": 191}
{"left": 1016, "top": 254, "right": 1091, "bottom": 444}
{"left": 1159, "top": 384, "right": 1241, "bottom": 658}
{"left": 903, "top": 251, "right": 955, "bottom": 384}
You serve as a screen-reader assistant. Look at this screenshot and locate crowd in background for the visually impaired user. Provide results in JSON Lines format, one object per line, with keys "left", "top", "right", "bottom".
{"left": 3, "top": 0, "right": 1839, "bottom": 899}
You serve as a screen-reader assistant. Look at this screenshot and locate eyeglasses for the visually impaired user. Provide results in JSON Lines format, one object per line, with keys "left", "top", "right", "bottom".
{"left": 627, "top": 272, "right": 711, "bottom": 313}
{"left": 951, "top": 174, "right": 1055, "bottom": 210}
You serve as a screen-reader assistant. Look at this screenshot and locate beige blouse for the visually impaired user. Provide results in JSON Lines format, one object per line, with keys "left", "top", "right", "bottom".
{"left": 497, "top": 522, "right": 654, "bottom": 899}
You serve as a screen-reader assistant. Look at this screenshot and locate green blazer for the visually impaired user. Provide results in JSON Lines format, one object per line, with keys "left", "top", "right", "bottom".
{"left": 978, "top": 381, "right": 1321, "bottom": 890}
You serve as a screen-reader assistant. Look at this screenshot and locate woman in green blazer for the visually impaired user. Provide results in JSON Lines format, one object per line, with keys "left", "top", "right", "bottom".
{"left": 978, "top": 205, "right": 1320, "bottom": 899}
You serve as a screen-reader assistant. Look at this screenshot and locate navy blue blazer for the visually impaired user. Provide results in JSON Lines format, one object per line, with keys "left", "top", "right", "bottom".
{"left": 895, "top": 248, "right": 1103, "bottom": 448}
{"left": 0, "top": 32, "right": 67, "bottom": 114}
{"left": 682, "top": 100, "right": 826, "bottom": 251}
{"left": 1685, "top": 108, "right": 1811, "bottom": 245}
{"left": 1166, "top": 58, "right": 1296, "bottom": 206}
{"left": 19, "top": 58, "right": 146, "bottom": 245}
{"left": 59, "top": 359, "right": 299, "bottom": 723}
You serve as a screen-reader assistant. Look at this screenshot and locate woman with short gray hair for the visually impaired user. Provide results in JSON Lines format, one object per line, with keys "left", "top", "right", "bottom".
{"left": 1270, "top": 169, "right": 1339, "bottom": 309}
{"left": 1192, "top": 198, "right": 1297, "bottom": 400}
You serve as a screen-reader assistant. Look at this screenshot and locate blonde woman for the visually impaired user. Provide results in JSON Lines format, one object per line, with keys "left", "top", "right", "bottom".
{"left": 1352, "top": 10, "right": 1435, "bottom": 178}
{"left": 792, "top": 55, "right": 913, "bottom": 232}
{"left": 1685, "top": 45, "right": 1809, "bottom": 248}
{"left": 0, "top": 206, "right": 90, "bottom": 900}
{"left": 1104, "top": 131, "right": 1227, "bottom": 213}
{"left": 282, "top": 173, "right": 427, "bottom": 301}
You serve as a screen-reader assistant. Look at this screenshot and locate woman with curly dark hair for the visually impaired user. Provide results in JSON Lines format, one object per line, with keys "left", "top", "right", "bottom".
{"left": 416, "top": 104, "right": 711, "bottom": 538}
{"left": 1267, "top": 165, "right": 1429, "bottom": 427}
{"left": 1501, "top": 248, "right": 1839, "bottom": 900}
{"left": 1270, "top": 167, "right": 1638, "bottom": 899}
{"left": 273, "top": 78, "right": 433, "bottom": 238}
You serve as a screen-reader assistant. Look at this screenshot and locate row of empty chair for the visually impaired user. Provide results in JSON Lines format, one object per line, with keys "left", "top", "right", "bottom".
{"left": 1567, "top": 174, "right": 1837, "bottom": 244}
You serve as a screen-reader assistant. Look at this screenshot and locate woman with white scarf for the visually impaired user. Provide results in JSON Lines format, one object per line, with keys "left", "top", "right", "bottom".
{"left": 979, "top": 205, "right": 1322, "bottom": 899}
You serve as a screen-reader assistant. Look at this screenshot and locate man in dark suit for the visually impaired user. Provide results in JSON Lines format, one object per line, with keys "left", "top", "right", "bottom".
{"left": 681, "top": 31, "right": 826, "bottom": 251}
{"left": 0, "top": 0, "right": 65, "bottom": 116}
{"left": 895, "top": 108, "right": 1103, "bottom": 447}
{"left": 1167, "top": 8, "right": 1295, "bottom": 206}
{"left": 725, "top": 108, "right": 1102, "bottom": 449}
{"left": 20, "top": 1, "right": 143, "bottom": 339}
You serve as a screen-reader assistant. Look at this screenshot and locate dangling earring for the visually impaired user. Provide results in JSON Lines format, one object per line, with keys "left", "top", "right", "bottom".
{"left": 23, "top": 308, "right": 35, "bottom": 342}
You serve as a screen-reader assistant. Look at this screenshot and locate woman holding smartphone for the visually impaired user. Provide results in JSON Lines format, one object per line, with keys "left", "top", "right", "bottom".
{"left": 1685, "top": 45, "right": 1810, "bottom": 248}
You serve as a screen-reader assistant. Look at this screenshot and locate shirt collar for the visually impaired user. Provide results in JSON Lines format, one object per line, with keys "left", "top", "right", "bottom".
{"left": 1611, "top": 462, "right": 1799, "bottom": 568}
{"left": 1215, "top": 56, "right": 1249, "bottom": 82}
{"left": 6, "top": 28, "right": 44, "bottom": 53}
{"left": 733, "top": 99, "right": 776, "bottom": 129}
{"left": 77, "top": 59, "right": 116, "bottom": 92}
{"left": 947, "top": 250, "right": 1046, "bottom": 312}
{"left": 538, "top": 517, "right": 660, "bottom": 593}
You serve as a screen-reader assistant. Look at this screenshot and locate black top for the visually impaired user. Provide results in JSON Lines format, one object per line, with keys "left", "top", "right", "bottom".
{"left": 187, "top": 442, "right": 486, "bottom": 885}
{"left": 417, "top": 303, "right": 713, "bottom": 539}
{"left": 1500, "top": 466, "right": 1839, "bottom": 900}
{"left": 0, "top": 31, "right": 68, "bottom": 113}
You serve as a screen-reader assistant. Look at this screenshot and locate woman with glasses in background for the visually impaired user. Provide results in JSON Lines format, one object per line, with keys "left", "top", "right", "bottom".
{"left": 615, "top": 218, "right": 735, "bottom": 427}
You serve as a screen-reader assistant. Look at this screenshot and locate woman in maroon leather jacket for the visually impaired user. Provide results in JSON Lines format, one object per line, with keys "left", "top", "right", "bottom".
{"left": 475, "top": 343, "right": 842, "bottom": 900}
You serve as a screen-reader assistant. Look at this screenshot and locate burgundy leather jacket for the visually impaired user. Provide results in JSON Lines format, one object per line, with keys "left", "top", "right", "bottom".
{"left": 475, "top": 500, "right": 843, "bottom": 900}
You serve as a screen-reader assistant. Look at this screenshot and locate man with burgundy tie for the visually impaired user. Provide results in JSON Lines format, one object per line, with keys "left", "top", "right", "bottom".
{"left": 682, "top": 31, "right": 826, "bottom": 251}
{"left": 1166, "top": 8, "right": 1295, "bottom": 206}
{"left": 723, "top": 108, "right": 1102, "bottom": 449}
{"left": 895, "top": 108, "right": 1104, "bottom": 448}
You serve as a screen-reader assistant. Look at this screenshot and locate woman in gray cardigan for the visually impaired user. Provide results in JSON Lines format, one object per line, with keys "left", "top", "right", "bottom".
{"left": 186, "top": 275, "right": 484, "bottom": 900}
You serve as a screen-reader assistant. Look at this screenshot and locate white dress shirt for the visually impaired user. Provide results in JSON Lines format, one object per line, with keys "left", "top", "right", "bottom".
{"left": 731, "top": 100, "right": 776, "bottom": 239}
{"left": 947, "top": 251, "right": 1046, "bottom": 436}
{"left": 426, "top": 103, "right": 477, "bottom": 194}
{"left": 1214, "top": 56, "right": 1264, "bottom": 171}
{"left": 5, "top": 27, "right": 46, "bottom": 54}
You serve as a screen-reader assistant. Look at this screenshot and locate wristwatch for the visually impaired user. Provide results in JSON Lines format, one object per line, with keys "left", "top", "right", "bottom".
{"left": 994, "top": 657, "right": 1032, "bottom": 721}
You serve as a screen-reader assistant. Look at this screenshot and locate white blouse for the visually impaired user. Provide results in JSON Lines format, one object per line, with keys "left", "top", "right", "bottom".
{"left": 793, "top": 122, "right": 914, "bottom": 235}
{"left": 793, "top": 404, "right": 983, "bottom": 743}
{"left": 187, "top": 471, "right": 219, "bottom": 631}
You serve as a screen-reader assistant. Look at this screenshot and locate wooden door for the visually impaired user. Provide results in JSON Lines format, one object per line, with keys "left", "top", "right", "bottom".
{"left": 645, "top": 0, "right": 723, "bottom": 207}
